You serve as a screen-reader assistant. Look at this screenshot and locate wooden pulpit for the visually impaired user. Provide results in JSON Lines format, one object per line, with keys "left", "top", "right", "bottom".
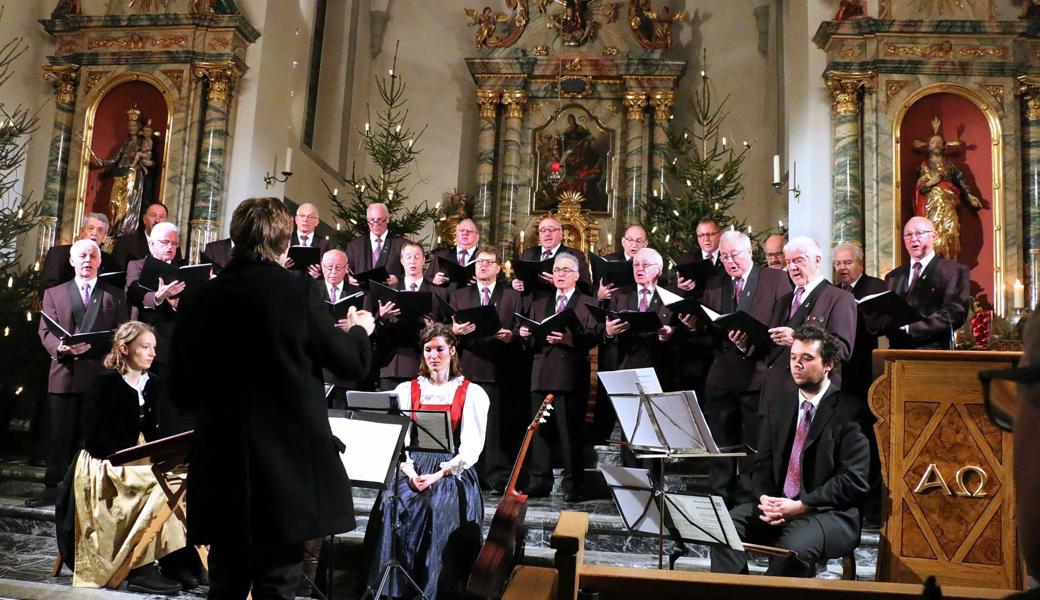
{"left": 869, "top": 349, "right": 1023, "bottom": 590}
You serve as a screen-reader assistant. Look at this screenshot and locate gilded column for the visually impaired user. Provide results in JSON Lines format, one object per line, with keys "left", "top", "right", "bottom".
{"left": 1020, "top": 76, "right": 1040, "bottom": 309}
{"left": 474, "top": 89, "right": 501, "bottom": 241}
{"left": 650, "top": 90, "right": 674, "bottom": 207}
{"left": 497, "top": 90, "right": 527, "bottom": 251}
{"left": 190, "top": 62, "right": 240, "bottom": 263}
{"left": 826, "top": 72, "right": 873, "bottom": 247}
{"left": 40, "top": 65, "right": 79, "bottom": 257}
{"left": 622, "top": 91, "right": 648, "bottom": 227}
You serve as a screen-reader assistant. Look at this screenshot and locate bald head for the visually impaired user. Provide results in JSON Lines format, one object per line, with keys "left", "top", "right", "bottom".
{"left": 765, "top": 234, "right": 786, "bottom": 269}
{"left": 295, "top": 203, "right": 319, "bottom": 235}
{"left": 538, "top": 217, "right": 563, "bottom": 251}
{"left": 321, "top": 249, "right": 348, "bottom": 287}
{"left": 903, "top": 216, "right": 936, "bottom": 260}
{"left": 621, "top": 225, "right": 648, "bottom": 257}
{"left": 367, "top": 203, "right": 389, "bottom": 237}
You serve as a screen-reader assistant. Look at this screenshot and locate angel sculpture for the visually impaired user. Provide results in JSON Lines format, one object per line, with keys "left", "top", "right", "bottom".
{"left": 465, "top": 6, "right": 508, "bottom": 48}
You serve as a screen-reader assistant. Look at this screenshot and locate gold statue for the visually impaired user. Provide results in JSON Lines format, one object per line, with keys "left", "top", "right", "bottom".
{"left": 465, "top": 6, "right": 508, "bottom": 48}
{"left": 913, "top": 116, "right": 982, "bottom": 259}
{"left": 93, "top": 105, "right": 157, "bottom": 237}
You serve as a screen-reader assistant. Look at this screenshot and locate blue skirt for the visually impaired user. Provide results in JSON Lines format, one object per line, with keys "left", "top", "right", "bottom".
{"left": 364, "top": 451, "right": 484, "bottom": 599}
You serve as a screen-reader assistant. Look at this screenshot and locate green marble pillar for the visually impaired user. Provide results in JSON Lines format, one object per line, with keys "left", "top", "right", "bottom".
{"left": 190, "top": 63, "right": 239, "bottom": 263}
{"left": 41, "top": 65, "right": 79, "bottom": 255}
{"left": 1021, "top": 78, "right": 1040, "bottom": 309}
{"left": 497, "top": 90, "right": 526, "bottom": 253}
{"left": 622, "top": 92, "right": 648, "bottom": 227}
{"left": 826, "top": 73, "right": 872, "bottom": 247}
{"left": 474, "top": 90, "right": 500, "bottom": 243}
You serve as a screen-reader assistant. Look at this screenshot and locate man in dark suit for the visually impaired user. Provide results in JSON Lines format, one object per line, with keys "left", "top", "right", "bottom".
{"left": 285, "top": 202, "right": 333, "bottom": 279}
{"left": 710, "top": 324, "right": 870, "bottom": 577}
{"left": 697, "top": 231, "right": 791, "bottom": 506}
{"left": 30, "top": 239, "right": 127, "bottom": 507}
{"left": 764, "top": 234, "right": 786, "bottom": 270}
{"left": 449, "top": 246, "right": 523, "bottom": 491}
{"left": 111, "top": 202, "right": 181, "bottom": 268}
{"left": 345, "top": 202, "right": 409, "bottom": 287}
{"left": 758, "top": 236, "right": 856, "bottom": 417}
{"left": 39, "top": 212, "right": 119, "bottom": 291}
{"left": 202, "top": 237, "right": 233, "bottom": 274}
{"left": 427, "top": 218, "right": 480, "bottom": 289}
{"left": 518, "top": 252, "right": 599, "bottom": 501}
{"left": 170, "top": 197, "right": 374, "bottom": 599}
{"left": 884, "top": 216, "right": 970, "bottom": 350}
{"left": 319, "top": 249, "right": 368, "bottom": 406}
{"left": 372, "top": 241, "right": 449, "bottom": 391}
{"left": 511, "top": 216, "right": 591, "bottom": 295}
{"left": 833, "top": 242, "right": 887, "bottom": 401}
{"left": 672, "top": 218, "right": 726, "bottom": 294}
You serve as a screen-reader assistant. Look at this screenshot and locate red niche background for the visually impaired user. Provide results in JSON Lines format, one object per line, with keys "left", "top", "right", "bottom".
{"left": 85, "top": 80, "right": 168, "bottom": 225}
{"left": 898, "top": 92, "right": 994, "bottom": 307}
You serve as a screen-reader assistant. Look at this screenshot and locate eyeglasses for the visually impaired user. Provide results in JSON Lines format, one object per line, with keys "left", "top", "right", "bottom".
{"left": 297, "top": 214, "right": 319, "bottom": 221}
{"left": 552, "top": 267, "right": 576, "bottom": 274}
{"left": 622, "top": 236, "right": 647, "bottom": 244}
{"left": 539, "top": 227, "right": 562, "bottom": 233}
{"left": 696, "top": 231, "right": 720, "bottom": 240}
{"left": 977, "top": 367, "right": 1040, "bottom": 432}
{"left": 766, "top": 251, "right": 785, "bottom": 259}
{"left": 719, "top": 249, "right": 749, "bottom": 262}
{"left": 785, "top": 255, "right": 809, "bottom": 267}
{"left": 903, "top": 230, "right": 934, "bottom": 240}
{"left": 631, "top": 261, "right": 660, "bottom": 270}
{"left": 475, "top": 258, "right": 498, "bottom": 265}
{"left": 833, "top": 259, "right": 859, "bottom": 267}
{"left": 155, "top": 239, "right": 179, "bottom": 248}
{"left": 367, "top": 217, "right": 389, "bottom": 225}
{"left": 322, "top": 264, "right": 347, "bottom": 272}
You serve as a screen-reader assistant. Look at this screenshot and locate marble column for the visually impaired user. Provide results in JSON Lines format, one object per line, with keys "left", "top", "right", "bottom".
{"left": 40, "top": 65, "right": 79, "bottom": 257}
{"left": 826, "top": 72, "right": 873, "bottom": 247}
{"left": 1020, "top": 76, "right": 1040, "bottom": 309}
{"left": 190, "top": 63, "right": 240, "bottom": 264}
{"left": 650, "top": 90, "right": 674, "bottom": 208}
{"left": 474, "top": 89, "right": 501, "bottom": 242}
{"left": 497, "top": 90, "right": 527, "bottom": 252}
{"left": 622, "top": 91, "right": 648, "bottom": 227}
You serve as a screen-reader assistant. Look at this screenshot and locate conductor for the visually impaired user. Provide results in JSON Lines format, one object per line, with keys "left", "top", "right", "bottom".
{"left": 170, "top": 197, "right": 376, "bottom": 599}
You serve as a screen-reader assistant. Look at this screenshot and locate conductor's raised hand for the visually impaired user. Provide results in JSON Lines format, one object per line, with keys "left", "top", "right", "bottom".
{"left": 344, "top": 305, "right": 376, "bottom": 335}
{"left": 596, "top": 279, "right": 616, "bottom": 301}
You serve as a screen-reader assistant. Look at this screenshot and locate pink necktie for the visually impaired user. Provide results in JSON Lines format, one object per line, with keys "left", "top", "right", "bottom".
{"left": 542, "top": 249, "right": 552, "bottom": 261}
{"left": 638, "top": 288, "right": 651, "bottom": 312}
{"left": 556, "top": 294, "right": 567, "bottom": 314}
{"left": 789, "top": 286, "right": 804, "bottom": 318}
{"left": 372, "top": 237, "right": 383, "bottom": 266}
{"left": 330, "top": 286, "right": 338, "bottom": 303}
{"left": 459, "top": 250, "right": 468, "bottom": 264}
{"left": 411, "top": 282, "right": 419, "bottom": 291}
{"left": 783, "top": 400, "right": 814, "bottom": 498}
{"left": 81, "top": 283, "right": 90, "bottom": 308}
{"left": 733, "top": 276, "right": 744, "bottom": 305}
{"left": 907, "top": 262, "right": 922, "bottom": 294}
{"left": 481, "top": 287, "right": 491, "bottom": 306}
{"left": 301, "top": 235, "right": 309, "bottom": 247}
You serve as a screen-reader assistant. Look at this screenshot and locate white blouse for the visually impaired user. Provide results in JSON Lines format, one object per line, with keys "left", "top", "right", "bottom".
{"left": 122, "top": 372, "right": 150, "bottom": 407}
{"left": 393, "top": 376, "right": 490, "bottom": 476}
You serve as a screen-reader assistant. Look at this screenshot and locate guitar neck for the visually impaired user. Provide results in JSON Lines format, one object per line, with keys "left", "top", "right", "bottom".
{"left": 504, "top": 424, "right": 536, "bottom": 495}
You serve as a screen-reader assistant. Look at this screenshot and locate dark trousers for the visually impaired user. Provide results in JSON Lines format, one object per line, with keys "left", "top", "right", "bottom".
{"left": 44, "top": 393, "right": 83, "bottom": 488}
{"left": 474, "top": 383, "right": 511, "bottom": 490}
{"left": 710, "top": 503, "right": 821, "bottom": 577}
{"left": 703, "top": 387, "right": 761, "bottom": 507}
{"left": 527, "top": 391, "right": 585, "bottom": 492}
{"left": 208, "top": 540, "right": 304, "bottom": 600}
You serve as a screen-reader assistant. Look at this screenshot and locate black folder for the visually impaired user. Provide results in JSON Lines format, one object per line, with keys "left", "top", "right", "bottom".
{"left": 856, "top": 290, "right": 924, "bottom": 329}
{"left": 513, "top": 257, "right": 555, "bottom": 290}
{"left": 352, "top": 265, "right": 389, "bottom": 288}
{"left": 590, "top": 254, "right": 636, "bottom": 288}
{"left": 515, "top": 309, "right": 575, "bottom": 339}
{"left": 98, "top": 270, "right": 126, "bottom": 290}
{"left": 137, "top": 262, "right": 212, "bottom": 297}
{"left": 448, "top": 304, "right": 502, "bottom": 338}
{"left": 671, "top": 258, "right": 718, "bottom": 288}
{"left": 434, "top": 256, "right": 477, "bottom": 286}
{"left": 690, "top": 303, "right": 772, "bottom": 349}
{"left": 370, "top": 281, "right": 433, "bottom": 318}
{"left": 287, "top": 245, "right": 322, "bottom": 271}
{"left": 326, "top": 291, "right": 366, "bottom": 320}
{"left": 40, "top": 312, "right": 114, "bottom": 357}
{"left": 586, "top": 305, "right": 663, "bottom": 333}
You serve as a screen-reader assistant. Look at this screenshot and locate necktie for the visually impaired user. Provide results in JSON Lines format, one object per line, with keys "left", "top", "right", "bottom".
{"left": 330, "top": 286, "right": 338, "bottom": 303}
{"left": 81, "top": 283, "right": 91, "bottom": 308}
{"left": 372, "top": 237, "right": 383, "bottom": 267}
{"left": 411, "top": 282, "right": 419, "bottom": 292}
{"left": 556, "top": 294, "right": 567, "bottom": 314}
{"left": 783, "top": 400, "right": 815, "bottom": 499}
{"left": 638, "top": 288, "right": 651, "bottom": 312}
{"left": 481, "top": 287, "right": 491, "bottom": 306}
{"left": 789, "top": 286, "right": 805, "bottom": 318}
{"left": 542, "top": 250, "right": 553, "bottom": 261}
{"left": 733, "top": 276, "right": 744, "bottom": 305}
{"left": 301, "top": 235, "right": 309, "bottom": 247}
{"left": 842, "top": 282, "right": 852, "bottom": 292}
{"left": 459, "top": 250, "right": 468, "bottom": 264}
{"left": 907, "top": 262, "right": 922, "bottom": 294}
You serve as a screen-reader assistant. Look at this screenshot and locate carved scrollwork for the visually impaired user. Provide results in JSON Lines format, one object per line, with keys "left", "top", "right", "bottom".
{"left": 826, "top": 72, "right": 875, "bottom": 117}
{"left": 192, "top": 62, "right": 241, "bottom": 105}
{"left": 501, "top": 90, "right": 528, "bottom": 119}
{"left": 623, "top": 91, "right": 648, "bottom": 121}
{"left": 464, "top": 0, "right": 529, "bottom": 49}
{"left": 475, "top": 89, "right": 501, "bottom": 119}
{"left": 629, "top": 0, "right": 686, "bottom": 49}
{"left": 1019, "top": 76, "right": 1040, "bottom": 122}
{"left": 651, "top": 90, "right": 674, "bottom": 121}
{"left": 42, "top": 65, "right": 79, "bottom": 105}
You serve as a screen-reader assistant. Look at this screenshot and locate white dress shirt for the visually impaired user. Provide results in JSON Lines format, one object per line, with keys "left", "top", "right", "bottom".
{"left": 123, "top": 372, "right": 150, "bottom": 407}
{"left": 403, "top": 275, "right": 424, "bottom": 291}
{"left": 393, "top": 376, "right": 490, "bottom": 475}
{"left": 796, "top": 378, "right": 831, "bottom": 428}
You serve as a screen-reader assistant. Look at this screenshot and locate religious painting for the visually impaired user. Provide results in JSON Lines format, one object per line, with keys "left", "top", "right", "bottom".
{"left": 879, "top": 0, "right": 993, "bottom": 20}
{"left": 532, "top": 105, "right": 615, "bottom": 215}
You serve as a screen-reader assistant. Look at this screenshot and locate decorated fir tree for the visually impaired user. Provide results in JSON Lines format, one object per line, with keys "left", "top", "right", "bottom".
{"left": 326, "top": 42, "right": 439, "bottom": 247}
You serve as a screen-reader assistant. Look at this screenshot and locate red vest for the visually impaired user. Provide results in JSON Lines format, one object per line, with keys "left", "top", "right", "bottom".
{"left": 410, "top": 378, "right": 470, "bottom": 432}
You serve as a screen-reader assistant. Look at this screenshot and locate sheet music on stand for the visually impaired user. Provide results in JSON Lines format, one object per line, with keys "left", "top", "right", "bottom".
{"left": 328, "top": 409, "right": 409, "bottom": 490}
{"left": 343, "top": 390, "right": 456, "bottom": 454}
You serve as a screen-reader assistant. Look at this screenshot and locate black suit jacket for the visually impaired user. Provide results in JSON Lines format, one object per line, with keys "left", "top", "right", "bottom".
{"left": 291, "top": 231, "right": 334, "bottom": 255}
{"left": 320, "top": 281, "right": 367, "bottom": 388}
{"left": 112, "top": 229, "right": 182, "bottom": 270}
{"left": 345, "top": 234, "right": 410, "bottom": 280}
{"left": 425, "top": 246, "right": 480, "bottom": 289}
{"left": 519, "top": 289, "right": 598, "bottom": 393}
{"left": 125, "top": 256, "right": 186, "bottom": 368}
{"left": 202, "top": 238, "right": 233, "bottom": 273}
{"left": 883, "top": 256, "right": 970, "bottom": 350}
{"left": 844, "top": 275, "right": 888, "bottom": 400}
{"left": 39, "top": 244, "right": 119, "bottom": 292}
{"left": 449, "top": 283, "right": 522, "bottom": 383}
{"left": 170, "top": 257, "right": 373, "bottom": 545}
{"left": 372, "top": 278, "right": 449, "bottom": 379}
{"left": 82, "top": 369, "right": 160, "bottom": 459}
{"left": 702, "top": 265, "right": 792, "bottom": 393}
{"left": 518, "top": 244, "right": 592, "bottom": 294}
{"left": 750, "top": 385, "right": 870, "bottom": 545}
{"left": 671, "top": 250, "right": 724, "bottom": 298}
{"left": 604, "top": 286, "right": 676, "bottom": 385}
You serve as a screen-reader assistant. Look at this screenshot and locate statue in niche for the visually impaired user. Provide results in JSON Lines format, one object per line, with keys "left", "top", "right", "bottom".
{"left": 91, "top": 105, "right": 158, "bottom": 238}
{"left": 50, "top": 0, "right": 80, "bottom": 19}
{"left": 913, "top": 117, "right": 982, "bottom": 259}
{"left": 543, "top": 0, "right": 619, "bottom": 46}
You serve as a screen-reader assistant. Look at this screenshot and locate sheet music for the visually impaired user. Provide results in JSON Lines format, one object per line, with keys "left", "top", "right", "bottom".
{"left": 609, "top": 395, "right": 665, "bottom": 448}
{"left": 598, "top": 368, "right": 664, "bottom": 395}
{"left": 666, "top": 494, "right": 745, "bottom": 551}
{"left": 327, "top": 416, "right": 403, "bottom": 487}
{"left": 345, "top": 391, "right": 398, "bottom": 411}
{"left": 647, "top": 393, "right": 704, "bottom": 452}
{"left": 600, "top": 466, "right": 662, "bottom": 534}
{"left": 685, "top": 390, "right": 719, "bottom": 453}
{"left": 656, "top": 286, "right": 684, "bottom": 306}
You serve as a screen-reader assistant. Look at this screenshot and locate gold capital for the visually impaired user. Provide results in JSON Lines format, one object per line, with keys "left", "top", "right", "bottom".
{"left": 825, "top": 72, "right": 874, "bottom": 117}
{"left": 42, "top": 65, "right": 79, "bottom": 105}
{"left": 651, "top": 90, "right": 674, "bottom": 121}
{"left": 623, "top": 91, "right": 648, "bottom": 121}
{"left": 1019, "top": 76, "right": 1040, "bottom": 122}
{"left": 501, "top": 90, "right": 527, "bottom": 119}
{"left": 475, "top": 89, "right": 501, "bottom": 119}
{"left": 192, "top": 62, "right": 241, "bottom": 105}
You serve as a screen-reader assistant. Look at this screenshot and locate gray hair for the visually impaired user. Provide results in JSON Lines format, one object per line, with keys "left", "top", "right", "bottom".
{"left": 149, "top": 221, "right": 179, "bottom": 241}
{"left": 81, "top": 212, "right": 109, "bottom": 230}
{"left": 784, "top": 235, "right": 821, "bottom": 259}
{"left": 719, "top": 230, "right": 751, "bottom": 250}
{"left": 634, "top": 247, "right": 663, "bottom": 268}
{"left": 70, "top": 239, "right": 100, "bottom": 256}
{"left": 322, "top": 249, "right": 347, "bottom": 262}
{"left": 833, "top": 241, "right": 864, "bottom": 263}
{"left": 553, "top": 252, "right": 578, "bottom": 271}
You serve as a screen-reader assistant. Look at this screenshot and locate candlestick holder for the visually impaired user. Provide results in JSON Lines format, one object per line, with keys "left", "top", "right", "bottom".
{"left": 264, "top": 170, "right": 294, "bottom": 189}
{"left": 771, "top": 178, "right": 800, "bottom": 199}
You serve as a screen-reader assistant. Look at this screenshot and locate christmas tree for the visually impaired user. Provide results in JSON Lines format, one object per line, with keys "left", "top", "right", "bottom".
{"left": 326, "top": 42, "right": 439, "bottom": 248}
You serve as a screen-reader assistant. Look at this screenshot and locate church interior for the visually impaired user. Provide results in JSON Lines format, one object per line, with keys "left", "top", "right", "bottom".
{"left": 1, "top": 0, "right": 1040, "bottom": 599}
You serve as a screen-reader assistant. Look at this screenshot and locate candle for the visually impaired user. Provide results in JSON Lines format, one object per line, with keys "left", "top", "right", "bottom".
{"left": 520, "top": 230, "right": 525, "bottom": 246}
{"left": 333, "top": 188, "right": 338, "bottom": 197}
{"left": 1014, "top": 279, "right": 1025, "bottom": 309}
{"left": 607, "top": 233, "right": 613, "bottom": 247}
{"left": 722, "top": 136, "right": 727, "bottom": 148}
{"left": 284, "top": 147, "right": 293, "bottom": 173}
{"left": 778, "top": 220, "right": 784, "bottom": 228}
{"left": 772, "top": 154, "right": 780, "bottom": 185}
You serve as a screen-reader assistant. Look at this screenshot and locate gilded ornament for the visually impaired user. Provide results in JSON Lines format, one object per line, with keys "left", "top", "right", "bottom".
{"left": 83, "top": 71, "right": 105, "bottom": 96}
{"left": 826, "top": 72, "right": 874, "bottom": 116}
{"left": 1019, "top": 76, "right": 1040, "bottom": 121}
{"left": 193, "top": 62, "right": 240, "bottom": 105}
{"left": 651, "top": 90, "right": 674, "bottom": 121}
{"left": 209, "top": 37, "right": 231, "bottom": 51}
{"left": 981, "top": 84, "right": 1005, "bottom": 107}
{"left": 475, "top": 89, "right": 501, "bottom": 119}
{"left": 501, "top": 90, "right": 528, "bottom": 119}
{"left": 532, "top": 44, "right": 550, "bottom": 56}
{"left": 42, "top": 65, "right": 79, "bottom": 105}
{"left": 160, "top": 69, "right": 185, "bottom": 92}
{"left": 623, "top": 91, "right": 648, "bottom": 121}
{"left": 958, "top": 45, "right": 1007, "bottom": 59}
{"left": 884, "top": 40, "right": 953, "bottom": 59}
{"left": 629, "top": 0, "right": 686, "bottom": 49}
{"left": 464, "top": 1, "right": 529, "bottom": 49}
{"left": 840, "top": 44, "right": 857, "bottom": 59}
{"left": 886, "top": 80, "right": 911, "bottom": 104}
{"left": 602, "top": 46, "right": 619, "bottom": 57}
{"left": 56, "top": 39, "right": 79, "bottom": 54}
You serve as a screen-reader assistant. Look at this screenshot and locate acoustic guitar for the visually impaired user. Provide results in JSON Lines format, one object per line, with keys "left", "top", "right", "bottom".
{"left": 466, "top": 394, "right": 555, "bottom": 599}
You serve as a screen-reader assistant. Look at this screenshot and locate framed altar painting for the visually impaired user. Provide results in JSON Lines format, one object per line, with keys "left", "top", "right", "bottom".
{"left": 531, "top": 104, "right": 616, "bottom": 215}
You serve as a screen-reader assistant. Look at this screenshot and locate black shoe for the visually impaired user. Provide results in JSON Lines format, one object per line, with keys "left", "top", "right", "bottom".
{"left": 24, "top": 488, "right": 57, "bottom": 508}
{"left": 127, "top": 564, "right": 182, "bottom": 595}
{"left": 162, "top": 566, "right": 200, "bottom": 590}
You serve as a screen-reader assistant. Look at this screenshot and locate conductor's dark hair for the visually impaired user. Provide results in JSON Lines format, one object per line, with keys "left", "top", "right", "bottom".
{"left": 418, "top": 323, "right": 463, "bottom": 379}
{"left": 230, "top": 197, "right": 293, "bottom": 263}
{"left": 793, "top": 323, "right": 839, "bottom": 367}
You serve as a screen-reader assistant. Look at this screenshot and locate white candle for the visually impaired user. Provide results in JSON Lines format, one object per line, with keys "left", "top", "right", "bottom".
{"left": 333, "top": 188, "right": 338, "bottom": 197}
{"left": 772, "top": 154, "right": 780, "bottom": 185}
{"left": 1014, "top": 279, "right": 1025, "bottom": 309}
{"left": 520, "top": 230, "right": 525, "bottom": 245}
{"left": 607, "top": 233, "right": 613, "bottom": 247}
{"left": 284, "top": 147, "right": 293, "bottom": 172}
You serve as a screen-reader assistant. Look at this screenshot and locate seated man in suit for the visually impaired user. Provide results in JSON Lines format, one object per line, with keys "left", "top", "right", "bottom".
{"left": 884, "top": 216, "right": 970, "bottom": 350}
{"left": 345, "top": 202, "right": 409, "bottom": 287}
{"left": 112, "top": 202, "right": 180, "bottom": 269}
{"left": 428, "top": 218, "right": 480, "bottom": 289}
{"left": 284, "top": 202, "right": 332, "bottom": 279}
{"left": 511, "top": 217, "right": 591, "bottom": 295}
{"left": 39, "top": 212, "right": 119, "bottom": 291}
{"left": 517, "top": 252, "right": 598, "bottom": 501}
{"left": 31, "top": 239, "right": 128, "bottom": 507}
{"left": 710, "top": 324, "right": 870, "bottom": 577}
{"left": 449, "top": 246, "right": 523, "bottom": 491}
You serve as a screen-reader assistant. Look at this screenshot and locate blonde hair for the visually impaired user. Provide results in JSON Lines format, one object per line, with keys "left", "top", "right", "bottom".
{"left": 103, "top": 321, "right": 157, "bottom": 375}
